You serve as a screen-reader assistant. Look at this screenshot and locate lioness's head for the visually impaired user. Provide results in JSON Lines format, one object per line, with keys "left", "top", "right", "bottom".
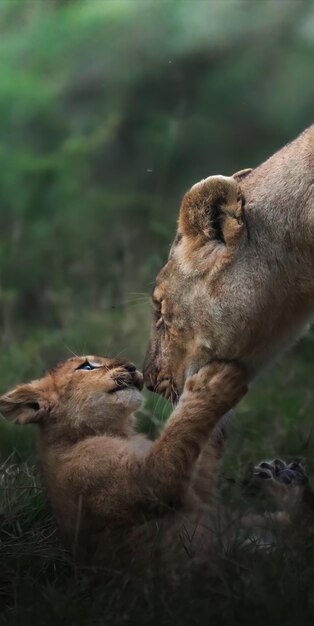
{"left": 144, "top": 130, "right": 314, "bottom": 401}
{"left": 0, "top": 356, "right": 143, "bottom": 438}
{"left": 144, "top": 172, "right": 253, "bottom": 402}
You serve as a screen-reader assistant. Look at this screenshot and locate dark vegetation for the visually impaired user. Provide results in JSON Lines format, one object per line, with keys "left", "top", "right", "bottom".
{"left": 0, "top": 1, "right": 314, "bottom": 623}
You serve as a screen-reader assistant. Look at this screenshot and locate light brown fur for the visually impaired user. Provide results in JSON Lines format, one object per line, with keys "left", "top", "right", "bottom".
{"left": 144, "top": 125, "right": 314, "bottom": 399}
{"left": 0, "top": 357, "right": 246, "bottom": 571}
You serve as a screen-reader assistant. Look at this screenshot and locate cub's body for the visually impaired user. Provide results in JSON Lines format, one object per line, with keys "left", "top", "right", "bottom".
{"left": 0, "top": 357, "right": 245, "bottom": 570}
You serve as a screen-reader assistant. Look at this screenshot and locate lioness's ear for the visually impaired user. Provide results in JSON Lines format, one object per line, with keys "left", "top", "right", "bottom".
{"left": 0, "top": 383, "right": 47, "bottom": 425}
{"left": 179, "top": 175, "right": 245, "bottom": 246}
{"left": 232, "top": 168, "right": 253, "bottom": 182}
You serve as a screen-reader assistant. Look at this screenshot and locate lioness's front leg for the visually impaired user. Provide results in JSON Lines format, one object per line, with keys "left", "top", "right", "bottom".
{"left": 141, "top": 362, "right": 247, "bottom": 508}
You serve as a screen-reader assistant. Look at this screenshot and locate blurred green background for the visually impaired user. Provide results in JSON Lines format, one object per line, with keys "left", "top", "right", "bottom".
{"left": 0, "top": 0, "right": 313, "bottom": 462}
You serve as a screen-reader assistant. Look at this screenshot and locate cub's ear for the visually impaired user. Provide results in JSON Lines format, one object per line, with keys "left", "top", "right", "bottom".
{"left": 0, "top": 383, "right": 47, "bottom": 425}
{"left": 179, "top": 174, "right": 246, "bottom": 246}
{"left": 232, "top": 168, "right": 253, "bottom": 182}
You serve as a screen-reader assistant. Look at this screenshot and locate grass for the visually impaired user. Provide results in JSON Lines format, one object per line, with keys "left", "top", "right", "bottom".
{"left": 1, "top": 326, "right": 314, "bottom": 625}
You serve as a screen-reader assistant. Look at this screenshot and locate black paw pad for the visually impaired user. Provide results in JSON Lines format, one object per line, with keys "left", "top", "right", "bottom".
{"left": 277, "top": 469, "right": 296, "bottom": 485}
{"left": 256, "top": 469, "right": 273, "bottom": 480}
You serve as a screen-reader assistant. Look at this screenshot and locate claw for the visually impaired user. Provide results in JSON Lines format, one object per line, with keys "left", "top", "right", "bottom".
{"left": 273, "top": 459, "right": 286, "bottom": 473}
{"left": 260, "top": 462, "right": 275, "bottom": 472}
{"left": 254, "top": 468, "right": 273, "bottom": 480}
{"left": 287, "top": 461, "right": 301, "bottom": 472}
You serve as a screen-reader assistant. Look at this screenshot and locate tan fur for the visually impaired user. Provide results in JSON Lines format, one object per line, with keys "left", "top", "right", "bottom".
{"left": 0, "top": 357, "right": 246, "bottom": 570}
{"left": 144, "top": 125, "right": 314, "bottom": 398}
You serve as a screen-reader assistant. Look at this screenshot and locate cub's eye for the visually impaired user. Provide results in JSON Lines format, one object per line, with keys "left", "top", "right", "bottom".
{"left": 76, "top": 361, "right": 98, "bottom": 371}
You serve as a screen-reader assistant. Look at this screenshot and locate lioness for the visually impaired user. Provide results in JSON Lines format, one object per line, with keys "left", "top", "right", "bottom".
{"left": 0, "top": 357, "right": 246, "bottom": 570}
{"left": 144, "top": 125, "right": 314, "bottom": 399}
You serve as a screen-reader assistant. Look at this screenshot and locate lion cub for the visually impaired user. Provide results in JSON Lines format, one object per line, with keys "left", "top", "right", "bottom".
{"left": 0, "top": 357, "right": 246, "bottom": 570}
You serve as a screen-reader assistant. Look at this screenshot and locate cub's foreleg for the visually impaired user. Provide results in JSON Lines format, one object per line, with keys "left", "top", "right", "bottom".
{"left": 140, "top": 363, "right": 246, "bottom": 509}
{"left": 191, "top": 410, "right": 235, "bottom": 504}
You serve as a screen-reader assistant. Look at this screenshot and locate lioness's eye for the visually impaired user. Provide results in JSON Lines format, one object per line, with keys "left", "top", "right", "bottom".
{"left": 76, "top": 361, "right": 99, "bottom": 371}
{"left": 152, "top": 295, "right": 161, "bottom": 310}
{"left": 156, "top": 317, "right": 163, "bottom": 330}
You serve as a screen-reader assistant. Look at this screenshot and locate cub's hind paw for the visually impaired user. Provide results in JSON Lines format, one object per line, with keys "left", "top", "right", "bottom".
{"left": 253, "top": 458, "right": 308, "bottom": 511}
{"left": 254, "top": 458, "right": 307, "bottom": 486}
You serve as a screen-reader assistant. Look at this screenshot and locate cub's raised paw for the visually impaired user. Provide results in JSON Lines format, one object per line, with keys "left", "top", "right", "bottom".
{"left": 185, "top": 362, "right": 247, "bottom": 413}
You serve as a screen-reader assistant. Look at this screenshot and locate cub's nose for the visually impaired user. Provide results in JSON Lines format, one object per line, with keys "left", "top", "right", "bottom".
{"left": 124, "top": 362, "right": 137, "bottom": 373}
{"left": 121, "top": 362, "right": 143, "bottom": 390}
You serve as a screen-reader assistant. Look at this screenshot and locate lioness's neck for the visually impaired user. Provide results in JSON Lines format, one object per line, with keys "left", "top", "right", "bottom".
{"left": 241, "top": 125, "right": 314, "bottom": 298}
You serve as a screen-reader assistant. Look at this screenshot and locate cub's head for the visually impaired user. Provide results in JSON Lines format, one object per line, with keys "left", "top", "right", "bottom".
{"left": 0, "top": 356, "right": 143, "bottom": 439}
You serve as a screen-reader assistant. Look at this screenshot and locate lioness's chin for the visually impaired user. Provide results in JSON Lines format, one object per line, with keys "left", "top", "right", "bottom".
{"left": 113, "top": 387, "right": 144, "bottom": 410}
{"left": 185, "top": 362, "right": 204, "bottom": 379}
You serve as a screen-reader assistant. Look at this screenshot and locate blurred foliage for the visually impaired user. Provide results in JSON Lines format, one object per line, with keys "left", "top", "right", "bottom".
{"left": 0, "top": 0, "right": 313, "bottom": 376}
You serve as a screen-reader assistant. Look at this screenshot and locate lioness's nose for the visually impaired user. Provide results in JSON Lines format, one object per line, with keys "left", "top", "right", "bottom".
{"left": 143, "top": 367, "right": 156, "bottom": 392}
